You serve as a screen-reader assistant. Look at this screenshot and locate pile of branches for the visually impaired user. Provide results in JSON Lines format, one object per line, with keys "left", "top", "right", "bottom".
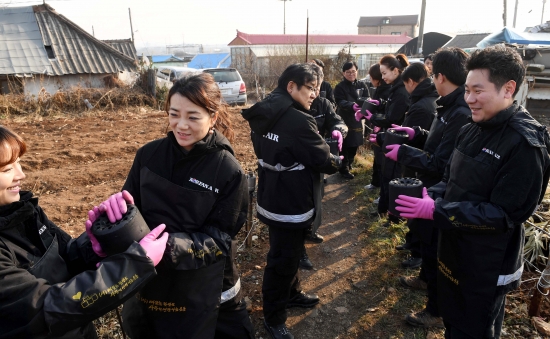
{"left": 0, "top": 86, "right": 156, "bottom": 117}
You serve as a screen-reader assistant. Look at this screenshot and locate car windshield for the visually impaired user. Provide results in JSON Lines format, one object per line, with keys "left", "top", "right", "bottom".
{"left": 204, "top": 70, "right": 240, "bottom": 82}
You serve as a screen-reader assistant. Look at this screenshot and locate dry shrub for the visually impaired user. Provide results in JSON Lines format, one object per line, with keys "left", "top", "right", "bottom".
{"left": 0, "top": 87, "right": 156, "bottom": 117}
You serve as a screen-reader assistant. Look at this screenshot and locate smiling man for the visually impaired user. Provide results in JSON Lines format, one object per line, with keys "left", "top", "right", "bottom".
{"left": 394, "top": 45, "right": 550, "bottom": 338}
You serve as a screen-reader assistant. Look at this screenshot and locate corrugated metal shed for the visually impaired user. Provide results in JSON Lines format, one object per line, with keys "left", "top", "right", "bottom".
{"left": 0, "top": 6, "right": 54, "bottom": 76}
{"left": 33, "top": 4, "right": 136, "bottom": 75}
{"left": 103, "top": 39, "right": 137, "bottom": 60}
{"left": 150, "top": 55, "right": 185, "bottom": 63}
{"left": 442, "top": 33, "right": 490, "bottom": 49}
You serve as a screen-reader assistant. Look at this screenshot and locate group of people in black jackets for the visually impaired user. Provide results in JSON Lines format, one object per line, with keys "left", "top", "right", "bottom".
{"left": 3, "top": 44, "right": 549, "bottom": 339}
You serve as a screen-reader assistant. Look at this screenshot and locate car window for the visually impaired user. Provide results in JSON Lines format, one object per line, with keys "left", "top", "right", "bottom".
{"left": 204, "top": 70, "right": 241, "bottom": 82}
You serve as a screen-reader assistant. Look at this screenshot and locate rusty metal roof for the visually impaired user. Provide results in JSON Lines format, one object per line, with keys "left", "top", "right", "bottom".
{"left": 103, "top": 39, "right": 138, "bottom": 61}
{"left": 0, "top": 4, "right": 136, "bottom": 76}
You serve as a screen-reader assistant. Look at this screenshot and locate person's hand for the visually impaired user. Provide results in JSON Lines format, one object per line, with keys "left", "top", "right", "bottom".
{"left": 333, "top": 155, "right": 345, "bottom": 169}
{"left": 391, "top": 124, "right": 415, "bottom": 140}
{"left": 99, "top": 190, "right": 135, "bottom": 223}
{"left": 385, "top": 144, "right": 400, "bottom": 161}
{"left": 369, "top": 134, "right": 377, "bottom": 144}
{"left": 373, "top": 126, "right": 381, "bottom": 133}
{"left": 331, "top": 130, "right": 343, "bottom": 152}
{"left": 364, "top": 110, "right": 373, "bottom": 120}
{"left": 352, "top": 103, "right": 361, "bottom": 112}
{"left": 367, "top": 99, "right": 380, "bottom": 105}
{"left": 395, "top": 187, "right": 435, "bottom": 220}
{"left": 139, "top": 224, "right": 169, "bottom": 266}
{"left": 85, "top": 206, "right": 107, "bottom": 257}
{"left": 354, "top": 111, "right": 364, "bottom": 122}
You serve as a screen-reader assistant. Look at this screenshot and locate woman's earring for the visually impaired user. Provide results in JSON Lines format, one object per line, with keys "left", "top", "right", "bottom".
{"left": 209, "top": 127, "right": 214, "bottom": 134}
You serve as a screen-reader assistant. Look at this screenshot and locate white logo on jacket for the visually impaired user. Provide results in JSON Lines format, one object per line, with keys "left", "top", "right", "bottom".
{"left": 38, "top": 225, "right": 47, "bottom": 235}
{"left": 189, "top": 177, "right": 219, "bottom": 193}
{"left": 263, "top": 132, "right": 279, "bottom": 142}
{"left": 482, "top": 148, "right": 501, "bottom": 159}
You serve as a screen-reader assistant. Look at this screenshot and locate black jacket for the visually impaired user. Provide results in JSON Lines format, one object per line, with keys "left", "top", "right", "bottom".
{"left": 320, "top": 81, "right": 335, "bottom": 106}
{"left": 308, "top": 96, "right": 348, "bottom": 138}
{"left": 397, "top": 85, "right": 471, "bottom": 187}
{"left": 0, "top": 192, "right": 156, "bottom": 339}
{"left": 370, "top": 76, "right": 410, "bottom": 129}
{"left": 242, "top": 87, "right": 341, "bottom": 229}
{"left": 334, "top": 78, "right": 368, "bottom": 147}
{"left": 402, "top": 78, "right": 437, "bottom": 131}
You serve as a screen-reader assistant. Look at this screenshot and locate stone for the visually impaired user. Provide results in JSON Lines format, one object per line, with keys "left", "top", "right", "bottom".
{"left": 335, "top": 307, "right": 348, "bottom": 314}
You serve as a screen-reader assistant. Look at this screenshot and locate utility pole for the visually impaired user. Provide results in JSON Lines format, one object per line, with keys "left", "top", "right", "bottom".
{"left": 92, "top": 25, "right": 95, "bottom": 37}
{"left": 128, "top": 8, "right": 134, "bottom": 43}
{"left": 305, "top": 10, "right": 309, "bottom": 62}
{"left": 513, "top": 0, "right": 519, "bottom": 28}
{"left": 417, "top": 0, "right": 427, "bottom": 56}
{"left": 503, "top": 0, "right": 507, "bottom": 26}
{"left": 280, "top": 0, "right": 291, "bottom": 34}
{"left": 543, "top": 0, "right": 547, "bottom": 25}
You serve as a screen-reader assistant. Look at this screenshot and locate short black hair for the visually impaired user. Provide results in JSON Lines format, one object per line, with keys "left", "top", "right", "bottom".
{"left": 402, "top": 63, "right": 429, "bottom": 83}
{"left": 342, "top": 61, "right": 358, "bottom": 72}
{"left": 466, "top": 45, "right": 525, "bottom": 96}
{"left": 310, "top": 63, "right": 324, "bottom": 82}
{"left": 432, "top": 47, "right": 469, "bottom": 86}
{"left": 277, "top": 63, "right": 319, "bottom": 90}
{"left": 424, "top": 54, "right": 434, "bottom": 62}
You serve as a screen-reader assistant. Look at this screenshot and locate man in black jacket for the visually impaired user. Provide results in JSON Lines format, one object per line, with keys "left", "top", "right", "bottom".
{"left": 385, "top": 48, "right": 471, "bottom": 328}
{"left": 395, "top": 45, "right": 550, "bottom": 338}
{"left": 311, "top": 59, "right": 336, "bottom": 106}
{"left": 243, "top": 63, "right": 342, "bottom": 339}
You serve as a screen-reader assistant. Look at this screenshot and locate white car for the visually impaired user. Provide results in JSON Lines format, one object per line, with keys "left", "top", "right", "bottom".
{"left": 201, "top": 68, "right": 247, "bottom": 106}
{"left": 156, "top": 66, "right": 199, "bottom": 89}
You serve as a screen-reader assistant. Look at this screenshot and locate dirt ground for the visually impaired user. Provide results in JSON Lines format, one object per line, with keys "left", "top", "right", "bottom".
{"left": 5, "top": 106, "right": 549, "bottom": 339}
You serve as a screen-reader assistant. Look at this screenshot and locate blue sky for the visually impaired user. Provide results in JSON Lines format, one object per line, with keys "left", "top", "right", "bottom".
{"left": 2, "top": 0, "right": 549, "bottom": 48}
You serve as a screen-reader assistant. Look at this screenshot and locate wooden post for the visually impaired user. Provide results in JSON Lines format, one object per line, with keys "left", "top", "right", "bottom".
{"left": 246, "top": 172, "right": 256, "bottom": 248}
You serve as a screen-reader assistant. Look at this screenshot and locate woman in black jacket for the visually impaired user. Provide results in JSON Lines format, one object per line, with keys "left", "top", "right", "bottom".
{"left": 364, "top": 54, "right": 410, "bottom": 224}
{"left": 364, "top": 63, "right": 391, "bottom": 191}
{"left": 334, "top": 61, "right": 368, "bottom": 179}
{"left": 0, "top": 126, "right": 168, "bottom": 339}
{"left": 99, "top": 73, "right": 254, "bottom": 339}
{"left": 243, "top": 63, "right": 342, "bottom": 339}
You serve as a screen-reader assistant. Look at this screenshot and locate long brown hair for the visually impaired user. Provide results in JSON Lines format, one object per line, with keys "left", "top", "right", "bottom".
{"left": 164, "top": 73, "right": 234, "bottom": 142}
{"left": 0, "top": 126, "right": 26, "bottom": 168}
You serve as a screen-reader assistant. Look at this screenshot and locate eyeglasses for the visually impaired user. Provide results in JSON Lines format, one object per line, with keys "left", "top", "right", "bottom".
{"left": 303, "top": 84, "right": 318, "bottom": 94}
{"left": 344, "top": 70, "right": 357, "bottom": 75}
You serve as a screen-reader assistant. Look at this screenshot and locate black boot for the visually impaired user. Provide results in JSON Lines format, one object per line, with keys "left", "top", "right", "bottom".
{"left": 299, "top": 251, "right": 313, "bottom": 270}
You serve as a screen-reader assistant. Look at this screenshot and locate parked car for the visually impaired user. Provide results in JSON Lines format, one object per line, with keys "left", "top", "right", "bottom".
{"left": 201, "top": 68, "right": 247, "bottom": 106}
{"left": 156, "top": 66, "right": 199, "bottom": 89}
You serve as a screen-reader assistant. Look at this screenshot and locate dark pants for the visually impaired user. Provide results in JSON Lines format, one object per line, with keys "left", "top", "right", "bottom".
{"left": 214, "top": 298, "right": 255, "bottom": 339}
{"left": 371, "top": 145, "right": 383, "bottom": 187}
{"left": 263, "top": 226, "right": 306, "bottom": 325}
{"left": 341, "top": 146, "right": 358, "bottom": 172}
{"left": 404, "top": 225, "right": 422, "bottom": 259}
{"left": 444, "top": 292, "right": 506, "bottom": 339}
{"left": 419, "top": 232, "right": 439, "bottom": 316}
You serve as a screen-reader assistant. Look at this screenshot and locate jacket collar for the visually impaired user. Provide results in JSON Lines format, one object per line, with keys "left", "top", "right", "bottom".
{"left": 0, "top": 191, "right": 37, "bottom": 231}
{"left": 410, "top": 78, "right": 438, "bottom": 104}
{"left": 436, "top": 85, "right": 465, "bottom": 108}
{"left": 167, "top": 129, "right": 235, "bottom": 159}
{"left": 474, "top": 102, "right": 518, "bottom": 129}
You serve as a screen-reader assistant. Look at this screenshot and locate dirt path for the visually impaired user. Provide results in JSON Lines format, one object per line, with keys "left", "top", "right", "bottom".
{"left": 4, "top": 107, "right": 545, "bottom": 339}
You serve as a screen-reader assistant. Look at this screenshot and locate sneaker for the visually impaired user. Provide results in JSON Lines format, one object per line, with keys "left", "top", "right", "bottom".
{"left": 373, "top": 197, "right": 380, "bottom": 204}
{"left": 405, "top": 309, "right": 444, "bottom": 328}
{"left": 264, "top": 319, "right": 294, "bottom": 339}
{"left": 299, "top": 252, "right": 313, "bottom": 270}
{"left": 364, "top": 184, "right": 379, "bottom": 190}
{"left": 401, "top": 256, "right": 422, "bottom": 269}
{"left": 399, "top": 276, "right": 427, "bottom": 290}
{"left": 286, "top": 291, "right": 320, "bottom": 309}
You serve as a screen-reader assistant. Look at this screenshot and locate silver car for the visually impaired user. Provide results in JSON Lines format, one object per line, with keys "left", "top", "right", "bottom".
{"left": 201, "top": 68, "right": 247, "bottom": 106}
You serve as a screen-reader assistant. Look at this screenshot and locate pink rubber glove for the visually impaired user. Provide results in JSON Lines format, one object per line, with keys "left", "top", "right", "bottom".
{"left": 390, "top": 124, "right": 415, "bottom": 140}
{"left": 331, "top": 130, "right": 343, "bottom": 152}
{"left": 367, "top": 99, "right": 380, "bottom": 105}
{"left": 364, "top": 110, "right": 373, "bottom": 120}
{"left": 385, "top": 144, "right": 400, "bottom": 161}
{"left": 85, "top": 206, "right": 107, "bottom": 257}
{"left": 100, "top": 190, "right": 135, "bottom": 223}
{"left": 395, "top": 187, "right": 435, "bottom": 220}
{"left": 139, "top": 224, "right": 169, "bottom": 266}
{"left": 352, "top": 103, "right": 361, "bottom": 112}
{"left": 354, "top": 111, "right": 364, "bottom": 122}
{"left": 369, "top": 133, "right": 377, "bottom": 144}
{"left": 373, "top": 126, "right": 381, "bottom": 133}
